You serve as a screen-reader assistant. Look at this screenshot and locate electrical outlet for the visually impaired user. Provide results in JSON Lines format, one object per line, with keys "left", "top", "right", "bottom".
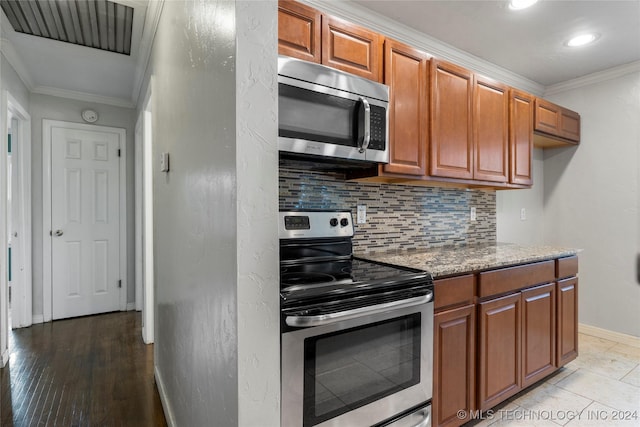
{"left": 470, "top": 207, "right": 477, "bottom": 221}
{"left": 357, "top": 205, "right": 367, "bottom": 224}
{"left": 520, "top": 208, "right": 527, "bottom": 221}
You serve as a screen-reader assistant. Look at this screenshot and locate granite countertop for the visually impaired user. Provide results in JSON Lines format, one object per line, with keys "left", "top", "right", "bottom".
{"left": 360, "top": 243, "right": 579, "bottom": 278}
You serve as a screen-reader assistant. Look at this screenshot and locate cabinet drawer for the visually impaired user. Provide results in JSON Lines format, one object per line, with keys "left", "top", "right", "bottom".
{"left": 434, "top": 274, "right": 475, "bottom": 311}
{"left": 556, "top": 256, "right": 578, "bottom": 279}
{"left": 478, "top": 260, "right": 555, "bottom": 298}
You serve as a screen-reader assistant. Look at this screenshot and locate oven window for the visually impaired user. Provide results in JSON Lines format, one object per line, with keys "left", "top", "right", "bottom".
{"left": 279, "top": 84, "right": 357, "bottom": 147}
{"left": 303, "top": 314, "right": 421, "bottom": 427}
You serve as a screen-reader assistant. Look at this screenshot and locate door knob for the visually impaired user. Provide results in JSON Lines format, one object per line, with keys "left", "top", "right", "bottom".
{"left": 54, "top": 230, "right": 64, "bottom": 237}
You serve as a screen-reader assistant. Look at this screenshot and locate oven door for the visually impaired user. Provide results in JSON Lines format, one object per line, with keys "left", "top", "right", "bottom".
{"left": 281, "top": 301, "right": 433, "bottom": 427}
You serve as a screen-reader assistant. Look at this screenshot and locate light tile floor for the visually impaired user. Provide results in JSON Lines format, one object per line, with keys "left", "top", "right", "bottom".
{"left": 471, "top": 333, "right": 640, "bottom": 426}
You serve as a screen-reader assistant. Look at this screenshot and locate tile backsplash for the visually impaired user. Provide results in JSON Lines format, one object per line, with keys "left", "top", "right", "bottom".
{"left": 279, "top": 168, "right": 496, "bottom": 254}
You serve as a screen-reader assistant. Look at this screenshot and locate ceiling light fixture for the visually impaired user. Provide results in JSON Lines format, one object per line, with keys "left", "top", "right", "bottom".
{"left": 509, "top": 0, "right": 538, "bottom": 10}
{"left": 566, "top": 33, "right": 599, "bottom": 47}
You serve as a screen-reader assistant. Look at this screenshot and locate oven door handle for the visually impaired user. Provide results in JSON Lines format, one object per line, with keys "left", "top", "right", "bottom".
{"left": 285, "top": 291, "right": 433, "bottom": 328}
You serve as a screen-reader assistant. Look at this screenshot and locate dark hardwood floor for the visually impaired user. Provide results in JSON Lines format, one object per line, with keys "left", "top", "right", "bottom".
{"left": 1, "top": 312, "right": 167, "bottom": 427}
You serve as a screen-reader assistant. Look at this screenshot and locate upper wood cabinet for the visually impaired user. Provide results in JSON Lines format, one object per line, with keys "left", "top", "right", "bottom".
{"left": 277, "top": 1, "right": 321, "bottom": 63}
{"left": 474, "top": 76, "right": 509, "bottom": 183}
{"left": 509, "top": 89, "right": 534, "bottom": 185}
{"left": 322, "top": 15, "right": 383, "bottom": 81}
{"left": 430, "top": 59, "right": 474, "bottom": 180}
{"left": 534, "top": 98, "right": 580, "bottom": 146}
{"left": 277, "top": 2, "right": 382, "bottom": 81}
{"left": 382, "top": 39, "right": 429, "bottom": 176}
{"left": 430, "top": 61, "right": 512, "bottom": 184}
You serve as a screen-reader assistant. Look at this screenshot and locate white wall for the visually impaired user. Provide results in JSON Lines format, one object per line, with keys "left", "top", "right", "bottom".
{"left": 543, "top": 71, "right": 640, "bottom": 337}
{"left": 235, "top": 1, "right": 280, "bottom": 425}
{"left": 1, "top": 53, "right": 29, "bottom": 108}
{"left": 148, "top": 1, "right": 279, "bottom": 425}
{"left": 497, "top": 148, "right": 545, "bottom": 244}
{"left": 30, "top": 94, "right": 137, "bottom": 318}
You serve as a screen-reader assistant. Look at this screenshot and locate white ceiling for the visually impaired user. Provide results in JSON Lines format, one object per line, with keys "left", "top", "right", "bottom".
{"left": 352, "top": 0, "right": 640, "bottom": 87}
{"left": 1, "top": 0, "right": 639, "bottom": 107}
{"left": 0, "top": 0, "right": 150, "bottom": 107}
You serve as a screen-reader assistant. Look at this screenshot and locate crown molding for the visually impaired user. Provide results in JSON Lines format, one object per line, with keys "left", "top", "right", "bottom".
{"left": 544, "top": 60, "right": 640, "bottom": 96}
{"left": 0, "top": 37, "right": 35, "bottom": 90}
{"left": 32, "top": 86, "right": 135, "bottom": 109}
{"left": 131, "top": 0, "right": 164, "bottom": 108}
{"left": 302, "top": 0, "right": 545, "bottom": 96}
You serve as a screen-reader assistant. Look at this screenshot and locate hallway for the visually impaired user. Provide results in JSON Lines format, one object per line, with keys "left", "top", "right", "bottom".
{"left": 1, "top": 312, "right": 166, "bottom": 426}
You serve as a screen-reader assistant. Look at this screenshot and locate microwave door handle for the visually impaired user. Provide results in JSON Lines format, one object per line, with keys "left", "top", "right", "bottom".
{"left": 285, "top": 291, "right": 433, "bottom": 328}
{"left": 359, "top": 97, "right": 371, "bottom": 153}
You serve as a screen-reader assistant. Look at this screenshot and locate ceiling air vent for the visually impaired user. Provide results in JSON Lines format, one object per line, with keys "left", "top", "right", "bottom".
{"left": 1, "top": 0, "right": 134, "bottom": 55}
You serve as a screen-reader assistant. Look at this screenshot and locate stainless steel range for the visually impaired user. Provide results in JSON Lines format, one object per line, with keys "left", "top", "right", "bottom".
{"left": 280, "top": 210, "right": 434, "bottom": 427}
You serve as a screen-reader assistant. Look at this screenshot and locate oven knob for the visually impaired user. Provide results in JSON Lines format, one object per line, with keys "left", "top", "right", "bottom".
{"left": 340, "top": 218, "right": 349, "bottom": 227}
{"left": 330, "top": 218, "right": 338, "bottom": 227}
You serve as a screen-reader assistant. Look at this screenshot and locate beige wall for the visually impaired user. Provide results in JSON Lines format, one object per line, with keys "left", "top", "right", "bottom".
{"left": 543, "top": 71, "right": 640, "bottom": 337}
{"left": 498, "top": 70, "right": 640, "bottom": 337}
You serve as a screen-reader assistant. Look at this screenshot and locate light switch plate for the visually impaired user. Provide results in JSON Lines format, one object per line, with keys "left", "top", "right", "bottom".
{"left": 160, "top": 152, "right": 169, "bottom": 172}
{"left": 470, "top": 207, "right": 477, "bottom": 221}
{"left": 520, "top": 208, "right": 527, "bottom": 221}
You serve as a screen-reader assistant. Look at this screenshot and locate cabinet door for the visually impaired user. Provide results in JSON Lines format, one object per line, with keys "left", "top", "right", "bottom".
{"left": 321, "top": 15, "right": 382, "bottom": 81}
{"left": 560, "top": 109, "right": 580, "bottom": 142}
{"left": 382, "top": 39, "right": 429, "bottom": 176}
{"left": 509, "top": 89, "right": 533, "bottom": 185}
{"left": 534, "top": 98, "right": 580, "bottom": 143}
{"left": 521, "top": 283, "right": 556, "bottom": 388}
{"left": 534, "top": 98, "right": 560, "bottom": 135}
{"left": 557, "top": 277, "right": 579, "bottom": 366}
{"left": 433, "top": 304, "right": 476, "bottom": 427}
{"left": 277, "top": 1, "right": 321, "bottom": 63}
{"left": 478, "top": 293, "right": 521, "bottom": 411}
{"left": 474, "top": 76, "right": 509, "bottom": 183}
{"left": 430, "top": 60, "right": 474, "bottom": 180}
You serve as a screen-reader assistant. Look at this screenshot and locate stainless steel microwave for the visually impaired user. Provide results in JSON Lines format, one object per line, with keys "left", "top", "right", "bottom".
{"left": 278, "top": 56, "right": 389, "bottom": 165}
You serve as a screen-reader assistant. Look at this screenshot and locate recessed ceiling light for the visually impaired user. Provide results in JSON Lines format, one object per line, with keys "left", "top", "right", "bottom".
{"left": 509, "top": 0, "right": 538, "bottom": 10}
{"left": 566, "top": 33, "right": 599, "bottom": 47}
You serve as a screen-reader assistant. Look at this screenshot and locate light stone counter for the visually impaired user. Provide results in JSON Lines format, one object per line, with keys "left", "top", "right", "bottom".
{"left": 361, "top": 243, "right": 579, "bottom": 279}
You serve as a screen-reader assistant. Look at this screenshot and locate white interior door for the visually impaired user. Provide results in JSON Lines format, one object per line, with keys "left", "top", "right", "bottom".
{"left": 51, "top": 126, "right": 121, "bottom": 319}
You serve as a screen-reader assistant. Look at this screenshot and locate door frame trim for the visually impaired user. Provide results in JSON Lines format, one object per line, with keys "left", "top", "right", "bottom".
{"left": 42, "top": 119, "right": 127, "bottom": 322}
{"left": 5, "top": 91, "right": 33, "bottom": 328}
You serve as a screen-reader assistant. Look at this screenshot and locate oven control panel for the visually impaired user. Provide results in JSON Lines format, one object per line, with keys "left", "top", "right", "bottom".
{"left": 279, "top": 211, "right": 354, "bottom": 239}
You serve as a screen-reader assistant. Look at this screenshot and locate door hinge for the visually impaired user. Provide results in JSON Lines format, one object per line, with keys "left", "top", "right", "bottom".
{"left": 117, "top": 148, "right": 121, "bottom": 157}
{"left": 118, "top": 279, "right": 122, "bottom": 288}
{"left": 8, "top": 286, "right": 11, "bottom": 304}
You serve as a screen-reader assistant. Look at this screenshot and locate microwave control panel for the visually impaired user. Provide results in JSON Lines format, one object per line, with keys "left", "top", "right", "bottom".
{"left": 369, "top": 105, "right": 386, "bottom": 150}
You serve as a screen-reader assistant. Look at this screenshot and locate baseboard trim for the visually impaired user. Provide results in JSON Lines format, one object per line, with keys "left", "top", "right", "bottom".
{"left": 155, "top": 365, "right": 176, "bottom": 427}
{"left": 579, "top": 323, "right": 640, "bottom": 348}
{"left": 32, "top": 314, "right": 44, "bottom": 324}
{"left": 1, "top": 349, "right": 8, "bottom": 367}
{"left": 126, "top": 302, "right": 136, "bottom": 311}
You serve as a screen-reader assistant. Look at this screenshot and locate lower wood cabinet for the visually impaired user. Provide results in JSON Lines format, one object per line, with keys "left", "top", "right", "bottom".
{"left": 433, "top": 304, "right": 476, "bottom": 427}
{"left": 477, "top": 293, "right": 522, "bottom": 411}
{"left": 522, "top": 283, "right": 556, "bottom": 388}
{"left": 557, "top": 277, "right": 579, "bottom": 366}
{"left": 432, "top": 257, "right": 578, "bottom": 427}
